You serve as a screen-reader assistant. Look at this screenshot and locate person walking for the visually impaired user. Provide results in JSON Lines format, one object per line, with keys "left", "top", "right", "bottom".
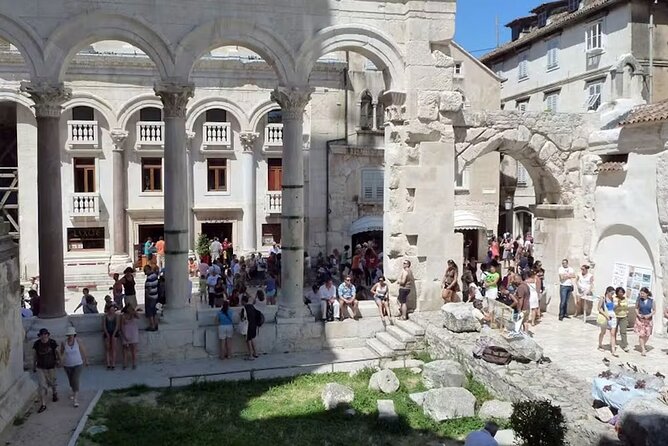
{"left": 575, "top": 265, "right": 594, "bottom": 317}
{"left": 33, "top": 328, "right": 60, "bottom": 413}
{"left": 120, "top": 267, "right": 137, "bottom": 309}
{"left": 102, "top": 304, "right": 119, "bottom": 369}
{"left": 614, "top": 287, "right": 630, "bottom": 353}
{"left": 558, "top": 259, "right": 576, "bottom": 320}
{"left": 216, "top": 300, "right": 234, "bottom": 359}
{"left": 598, "top": 286, "right": 618, "bottom": 356}
{"left": 240, "top": 295, "right": 258, "bottom": 360}
{"left": 120, "top": 304, "right": 140, "bottom": 369}
{"left": 60, "top": 327, "right": 88, "bottom": 407}
{"left": 441, "top": 259, "right": 459, "bottom": 303}
{"left": 155, "top": 236, "right": 166, "bottom": 272}
{"left": 144, "top": 265, "right": 159, "bottom": 331}
{"left": 397, "top": 259, "right": 414, "bottom": 321}
{"left": 209, "top": 237, "right": 222, "bottom": 263}
{"left": 634, "top": 287, "right": 655, "bottom": 356}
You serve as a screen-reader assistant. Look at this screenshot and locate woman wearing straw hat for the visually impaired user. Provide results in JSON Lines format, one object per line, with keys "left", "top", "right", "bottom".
{"left": 59, "top": 326, "right": 88, "bottom": 407}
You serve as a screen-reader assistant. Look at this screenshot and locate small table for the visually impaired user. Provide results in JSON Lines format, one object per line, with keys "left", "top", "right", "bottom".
{"left": 580, "top": 294, "right": 599, "bottom": 325}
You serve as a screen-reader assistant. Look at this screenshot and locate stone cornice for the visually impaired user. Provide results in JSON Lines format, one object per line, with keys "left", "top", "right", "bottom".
{"left": 154, "top": 82, "right": 195, "bottom": 118}
{"left": 19, "top": 81, "right": 71, "bottom": 118}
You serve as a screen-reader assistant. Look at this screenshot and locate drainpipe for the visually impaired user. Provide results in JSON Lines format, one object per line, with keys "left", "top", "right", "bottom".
{"left": 649, "top": 0, "right": 658, "bottom": 102}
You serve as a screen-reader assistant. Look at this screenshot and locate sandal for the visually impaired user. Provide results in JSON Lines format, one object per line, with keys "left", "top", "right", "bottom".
{"left": 74, "top": 401, "right": 80, "bottom": 408}
{"left": 37, "top": 405, "right": 46, "bottom": 413}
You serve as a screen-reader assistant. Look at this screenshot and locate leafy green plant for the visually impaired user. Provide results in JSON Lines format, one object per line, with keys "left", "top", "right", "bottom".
{"left": 509, "top": 400, "right": 567, "bottom": 446}
{"left": 195, "top": 233, "right": 209, "bottom": 258}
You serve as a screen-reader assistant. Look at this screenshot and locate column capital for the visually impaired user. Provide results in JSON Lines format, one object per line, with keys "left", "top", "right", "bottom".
{"left": 270, "top": 86, "right": 314, "bottom": 120}
{"left": 186, "top": 130, "right": 196, "bottom": 151}
{"left": 20, "top": 81, "right": 71, "bottom": 118}
{"left": 239, "top": 131, "right": 259, "bottom": 152}
{"left": 380, "top": 90, "right": 407, "bottom": 125}
{"left": 154, "top": 82, "right": 195, "bottom": 118}
{"left": 110, "top": 129, "right": 129, "bottom": 152}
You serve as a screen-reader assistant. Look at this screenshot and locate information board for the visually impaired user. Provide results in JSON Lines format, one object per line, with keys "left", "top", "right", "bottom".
{"left": 610, "top": 262, "right": 654, "bottom": 304}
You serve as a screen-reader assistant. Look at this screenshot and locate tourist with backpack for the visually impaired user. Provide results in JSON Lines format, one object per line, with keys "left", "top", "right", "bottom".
{"left": 240, "top": 295, "right": 264, "bottom": 360}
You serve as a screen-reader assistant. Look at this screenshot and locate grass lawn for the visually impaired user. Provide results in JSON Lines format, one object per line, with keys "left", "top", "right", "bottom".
{"left": 79, "top": 367, "right": 498, "bottom": 446}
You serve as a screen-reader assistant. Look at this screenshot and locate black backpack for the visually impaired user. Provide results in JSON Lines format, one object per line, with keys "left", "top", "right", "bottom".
{"left": 256, "top": 307, "right": 265, "bottom": 327}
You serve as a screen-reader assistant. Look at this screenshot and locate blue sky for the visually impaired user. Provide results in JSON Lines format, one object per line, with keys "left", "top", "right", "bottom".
{"left": 455, "top": 0, "right": 542, "bottom": 57}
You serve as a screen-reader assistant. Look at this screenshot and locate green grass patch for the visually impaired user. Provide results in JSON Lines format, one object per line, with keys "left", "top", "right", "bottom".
{"left": 81, "top": 369, "right": 496, "bottom": 446}
{"left": 411, "top": 350, "right": 434, "bottom": 363}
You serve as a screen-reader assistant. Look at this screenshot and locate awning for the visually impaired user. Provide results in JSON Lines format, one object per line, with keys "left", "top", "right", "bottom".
{"left": 350, "top": 215, "right": 383, "bottom": 235}
{"left": 454, "top": 210, "right": 486, "bottom": 231}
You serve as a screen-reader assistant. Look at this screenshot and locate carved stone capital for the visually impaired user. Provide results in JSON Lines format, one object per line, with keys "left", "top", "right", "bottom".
{"left": 186, "top": 130, "right": 196, "bottom": 151}
{"left": 110, "top": 129, "right": 129, "bottom": 151}
{"left": 380, "top": 90, "right": 407, "bottom": 126}
{"left": 154, "top": 82, "right": 195, "bottom": 118}
{"left": 20, "top": 81, "right": 71, "bottom": 118}
{"left": 239, "top": 131, "right": 259, "bottom": 152}
{"left": 270, "top": 86, "right": 313, "bottom": 120}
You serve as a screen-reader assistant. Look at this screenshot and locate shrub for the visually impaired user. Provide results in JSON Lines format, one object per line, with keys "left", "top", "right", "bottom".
{"left": 195, "top": 233, "right": 210, "bottom": 258}
{"left": 509, "top": 399, "right": 567, "bottom": 446}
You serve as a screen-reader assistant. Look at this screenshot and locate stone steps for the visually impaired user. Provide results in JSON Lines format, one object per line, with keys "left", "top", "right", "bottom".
{"left": 393, "top": 319, "right": 425, "bottom": 337}
{"left": 386, "top": 325, "right": 416, "bottom": 345}
{"left": 366, "top": 338, "right": 396, "bottom": 358}
{"left": 375, "top": 331, "right": 407, "bottom": 352}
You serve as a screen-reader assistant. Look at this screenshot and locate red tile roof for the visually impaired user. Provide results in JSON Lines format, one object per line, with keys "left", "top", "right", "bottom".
{"left": 619, "top": 100, "right": 668, "bottom": 125}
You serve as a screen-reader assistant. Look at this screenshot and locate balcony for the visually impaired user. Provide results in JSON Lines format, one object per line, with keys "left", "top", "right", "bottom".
{"left": 136, "top": 121, "right": 164, "bottom": 150}
{"left": 70, "top": 192, "right": 100, "bottom": 218}
{"left": 202, "top": 122, "right": 231, "bottom": 150}
{"left": 265, "top": 191, "right": 282, "bottom": 214}
{"left": 67, "top": 120, "right": 99, "bottom": 149}
{"left": 264, "top": 123, "right": 283, "bottom": 150}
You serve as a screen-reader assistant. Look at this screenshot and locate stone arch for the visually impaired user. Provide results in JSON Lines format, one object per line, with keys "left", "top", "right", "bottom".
{"left": 0, "top": 87, "right": 36, "bottom": 111}
{"left": 0, "top": 13, "right": 44, "bottom": 79}
{"left": 117, "top": 94, "right": 163, "bottom": 130}
{"left": 185, "top": 97, "right": 249, "bottom": 131}
{"left": 63, "top": 92, "right": 117, "bottom": 129}
{"left": 173, "top": 19, "right": 294, "bottom": 85}
{"left": 43, "top": 11, "right": 174, "bottom": 81}
{"left": 249, "top": 100, "right": 281, "bottom": 132}
{"left": 596, "top": 224, "right": 656, "bottom": 271}
{"left": 295, "top": 24, "right": 405, "bottom": 89}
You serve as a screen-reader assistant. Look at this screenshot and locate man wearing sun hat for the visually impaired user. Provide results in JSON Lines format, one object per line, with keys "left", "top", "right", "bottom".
{"left": 32, "top": 328, "right": 61, "bottom": 413}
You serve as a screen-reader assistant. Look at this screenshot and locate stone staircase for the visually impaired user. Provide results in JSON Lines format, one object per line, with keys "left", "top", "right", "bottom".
{"left": 366, "top": 319, "right": 426, "bottom": 359}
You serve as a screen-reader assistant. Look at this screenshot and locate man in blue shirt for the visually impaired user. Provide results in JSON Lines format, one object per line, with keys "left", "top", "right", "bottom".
{"left": 464, "top": 422, "right": 499, "bottom": 446}
{"left": 337, "top": 276, "right": 358, "bottom": 320}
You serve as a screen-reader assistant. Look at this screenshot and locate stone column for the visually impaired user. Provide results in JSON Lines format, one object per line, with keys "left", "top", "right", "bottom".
{"left": 270, "top": 86, "right": 312, "bottom": 318}
{"left": 20, "top": 81, "right": 71, "bottom": 319}
{"left": 186, "top": 131, "right": 196, "bottom": 257}
{"left": 240, "top": 132, "right": 259, "bottom": 253}
{"left": 154, "top": 82, "right": 194, "bottom": 309}
{"left": 372, "top": 101, "right": 378, "bottom": 131}
{"left": 109, "top": 130, "right": 131, "bottom": 270}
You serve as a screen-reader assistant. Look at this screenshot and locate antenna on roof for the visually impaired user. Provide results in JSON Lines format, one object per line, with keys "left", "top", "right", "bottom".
{"left": 495, "top": 16, "right": 500, "bottom": 48}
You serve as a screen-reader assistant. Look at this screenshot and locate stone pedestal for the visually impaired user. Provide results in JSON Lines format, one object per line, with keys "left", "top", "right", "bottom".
{"left": 0, "top": 223, "right": 37, "bottom": 433}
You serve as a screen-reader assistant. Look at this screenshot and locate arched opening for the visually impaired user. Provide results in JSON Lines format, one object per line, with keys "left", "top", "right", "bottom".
{"left": 359, "top": 91, "right": 374, "bottom": 131}
{"left": 499, "top": 155, "right": 537, "bottom": 237}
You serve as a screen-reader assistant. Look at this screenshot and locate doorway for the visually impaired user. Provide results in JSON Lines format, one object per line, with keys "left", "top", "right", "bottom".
{"left": 201, "top": 223, "right": 233, "bottom": 243}
{"left": 138, "top": 224, "right": 164, "bottom": 245}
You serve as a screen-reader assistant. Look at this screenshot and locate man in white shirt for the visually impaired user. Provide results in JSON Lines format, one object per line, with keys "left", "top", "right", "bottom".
{"left": 318, "top": 279, "right": 340, "bottom": 321}
{"left": 464, "top": 422, "right": 499, "bottom": 446}
{"left": 558, "top": 258, "right": 576, "bottom": 321}
{"left": 209, "top": 237, "right": 222, "bottom": 262}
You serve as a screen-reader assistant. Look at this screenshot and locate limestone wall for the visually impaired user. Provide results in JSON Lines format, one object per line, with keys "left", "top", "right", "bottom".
{"left": 0, "top": 226, "right": 36, "bottom": 434}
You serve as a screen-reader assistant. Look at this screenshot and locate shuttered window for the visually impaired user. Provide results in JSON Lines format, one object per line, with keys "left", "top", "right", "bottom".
{"left": 361, "top": 169, "right": 383, "bottom": 203}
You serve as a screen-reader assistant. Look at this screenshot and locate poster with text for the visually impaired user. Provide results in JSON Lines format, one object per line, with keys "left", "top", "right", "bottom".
{"left": 611, "top": 263, "right": 653, "bottom": 304}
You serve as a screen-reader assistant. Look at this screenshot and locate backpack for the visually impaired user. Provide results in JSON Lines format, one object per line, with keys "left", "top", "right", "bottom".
{"left": 481, "top": 346, "right": 512, "bottom": 365}
{"left": 326, "top": 302, "right": 335, "bottom": 322}
{"left": 256, "top": 308, "right": 265, "bottom": 327}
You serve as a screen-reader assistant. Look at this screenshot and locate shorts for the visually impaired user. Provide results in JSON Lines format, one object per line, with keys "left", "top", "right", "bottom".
{"left": 266, "top": 289, "right": 277, "bottom": 298}
{"left": 218, "top": 324, "right": 234, "bottom": 340}
{"left": 37, "top": 368, "right": 57, "bottom": 394}
{"left": 374, "top": 295, "right": 388, "bottom": 304}
{"left": 145, "top": 298, "right": 158, "bottom": 318}
{"left": 124, "top": 294, "right": 138, "bottom": 309}
{"left": 398, "top": 288, "right": 410, "bottom": 304}
{"left": 64, "top": 365, "right": 83, "bottom": 392}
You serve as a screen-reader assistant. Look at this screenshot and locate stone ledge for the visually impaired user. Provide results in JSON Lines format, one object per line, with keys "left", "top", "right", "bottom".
{"left": 0, "top": 372, "right": 37, "bottom": 434}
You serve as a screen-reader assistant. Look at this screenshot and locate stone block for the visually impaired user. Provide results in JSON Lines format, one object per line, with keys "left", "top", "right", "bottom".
{"left": 377, "top": 399, "right": 399, "bottom": 421}
{"left": 423, "top": 387, "right": 476, "bottom": 421}
{"left": 69, "top": 314, "right": 105, "bottom": 333}
{"left": 439, "top": 91, "right": 463, "bottom": 113}
{"left": 322, "top": 383, "right": 354, "bottom": 410}
{"left": 620, "top": 398, "right": 668, "bottom": 446}
{"left": 383, "top": 359, "right": 424, "bottom": 370}
{"left": 409, "top": 391, "right": 427, "bottom": 407}
{"left": 595, "top": 406, "right": 614, "bottom": 423}
{"left": 495, "top": 429, "right": 518, "bottom": 446}
{"left": 478, "top": 400, "right": 513, "bottom": 420}
{"left": 418, "top": 91, "right": 440, "bottom": 121}
{"left": 422, "top": 359, "right": 466, "bottom": 389}
{"left": 442, "top": 302, "right": 482, "bottom": 333}
{"left": 369, "top": 369, "right": 400, "bottom": 394}
{"left": 487, "top": 331, "right": 544, "bottom": 362}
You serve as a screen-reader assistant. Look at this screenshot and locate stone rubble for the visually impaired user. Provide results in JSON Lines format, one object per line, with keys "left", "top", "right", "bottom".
{"left": 368, "top": 369, "right": 400, "bottom": 394}
{"left": 441, "top": 302, "right": 482, "bottom": 333}
{"left": 409, "top": 391, "right": 427, "bottom": 407}
{"left": 321, "top": 383, "right": 354, "bottom": 410}
{"left": 478, "top": 400, "right": 513, "bottom": 421}
{"left": 422, "top": 387, "right": 476, "bottom": 422}
{"left": 422, "top": 359, "right": 466, "bottom": 389}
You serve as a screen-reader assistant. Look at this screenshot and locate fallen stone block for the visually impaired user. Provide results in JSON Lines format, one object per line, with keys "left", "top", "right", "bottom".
{"left": 423, "top": 387, "right": 476, "bottom": 421}
{"left": 383, "top": 359, "right": 424, "bottom": 370}
{"left": 478, "top": 400, "right": 513, "bottom": 420}
{"left": 620, "top": 397, "right": 668, "bottom": 446}
{"left": 321, "top": 383, "right": 354, "bottom": 410}
{"left": 595, "top": 406, "right": 614, "bottom": 423}
{"left": 409, "top": 391, "right": 427, "bottom": 407}
{"left": 442, "top": 302, "right": 482, "bottom": 333}
{"left": 377, "top": 399, "right": 399, "bottom": 422}
{"left": 484, "top": 331, "right": 544, "bottom": 362}
{"left": 422, "top": 359, "right": 466, "bottom": 389}
{"left": 369, "top": 369, "right": 400, "bottom": 394}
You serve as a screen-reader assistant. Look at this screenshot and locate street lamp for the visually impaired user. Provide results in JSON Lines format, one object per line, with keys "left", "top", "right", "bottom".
{"left": 504, "top": 196, "right": 514, "bottom": 236}
{"left": 504, "top": 196, "right": 513, "bottom": 211}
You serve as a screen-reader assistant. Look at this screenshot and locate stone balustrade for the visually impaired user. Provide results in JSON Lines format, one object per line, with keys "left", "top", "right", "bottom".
{"left": 136, "top": 121, "right": 165, "bottom": 148}
{"left": 202, "top": 121, "right": 231, "bottom": 148}
{"left": 265, "top": 191, "right": 282, "bottom": 213}
{"left": 67, "top": 120, "right": 98, "bottom": 148}
{"left": 264, "top": 123, "right": 283, "bottom": 147}
{"left": 70, "top": 192, "right": 100, "bottom": 217}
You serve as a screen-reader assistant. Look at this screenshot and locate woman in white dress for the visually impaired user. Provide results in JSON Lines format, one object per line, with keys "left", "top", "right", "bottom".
{"left": 575, "top": 265, "right": 594, "bottom": 316}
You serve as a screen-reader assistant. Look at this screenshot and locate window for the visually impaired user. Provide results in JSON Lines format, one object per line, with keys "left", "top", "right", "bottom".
{"left": 206, "top": 108, "right": 227, "bottom": 122}
{"left": 261, "top": 224, "right": 281, "bottom": 246}
{"left": 267, "top": 110, "right": 282, "bottom": 124}
{"left": 493, "top": 63, "right": 503, "bottom": 78}
{"left": 454, "top": 62, "right": 463, "bottom": 76}
{"left": 454, "top": 158, "right": 470, "bottom": 191}
{"left": 360, "top": 92, "right": 374, "bottom": 130}
{"left": 546, "top": 38, "right": 559, "bottom": 70}
{"left": 568, "top": 0, "right": 580, "bottom": 12}
{"left": 545, "top": 92, "right": 559, "bottom": 112}
{"left": 538, "top": 12, "right": 547, "bottom": 28}
{"left": 207, "top": 158, "right": 227, "bottom": 191}
{"left": 517, "top": 164, "right": 529, "bottom": 187}
{"left": 516, "top": 99, "right": 529, "bottom": 112}
{"left": 72, "top": 106, "right": 94, "bottom": 121}
{"left": 361, "top": 169, "right": 383, "bottom": 203}
{"left": 140, "top": 107, "right": 162, "bottom": 121}
{"left": 73, "top": 158, "right": 95, "bottom": 193}
{"left": 518, "top": 52, "right": 529, "bottom": 80}
{"left": 586, "top": 21, "right": 603, "bottom": 52}
{"left": 141, "top": 158, "right": 162, "bottom": 192}
{"left": 268, "top": 158, "right": 282, "bottom": 191}
{"left": 586, "top": 80, "right": 603, "bottom": 111}
{"left": 67, "top": 227, "right": 105, "bottom": 251}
